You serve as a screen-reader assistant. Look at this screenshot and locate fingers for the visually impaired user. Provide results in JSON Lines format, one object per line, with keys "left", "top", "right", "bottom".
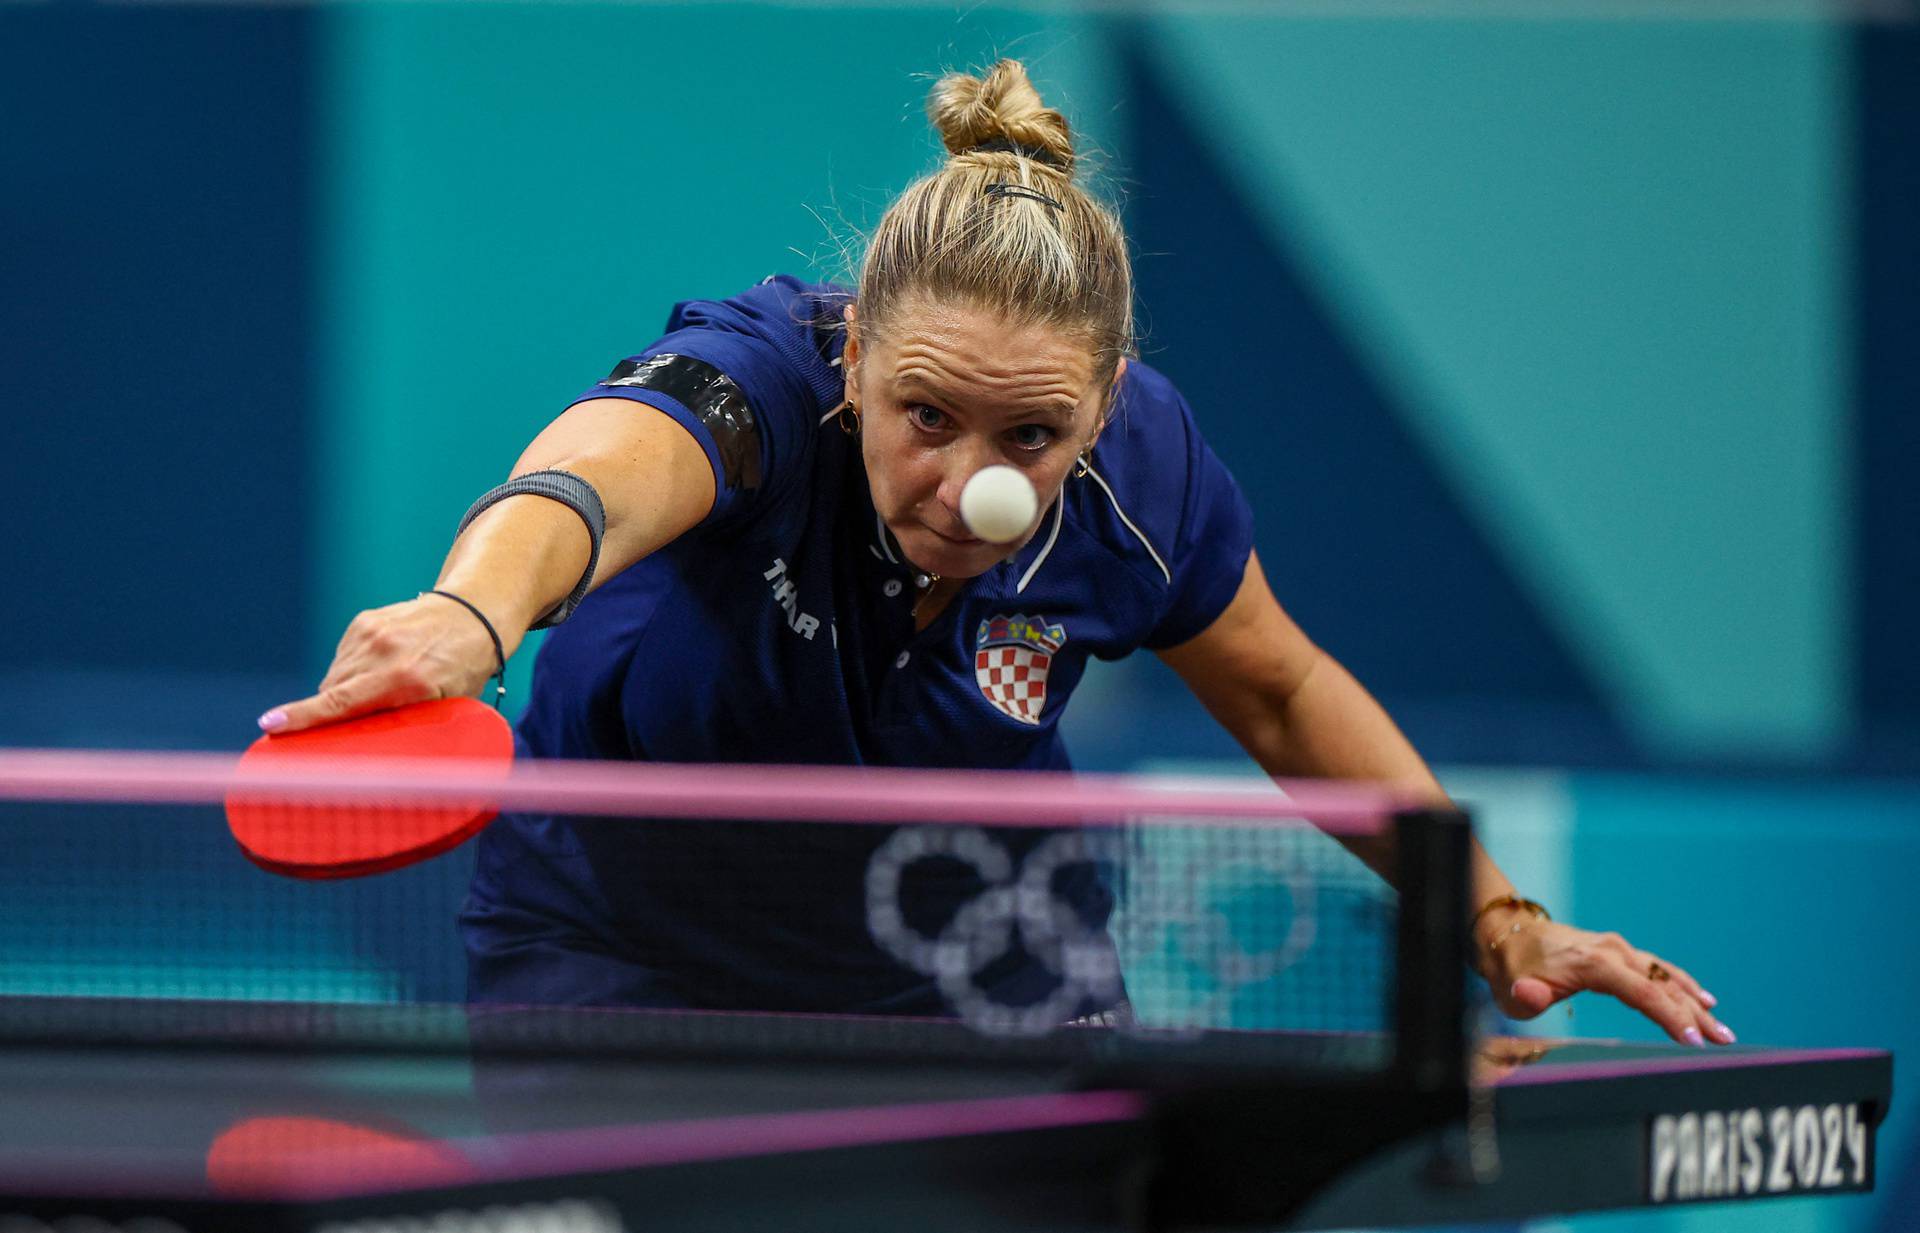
{"left": 1580, "top": 959, "right": 1694, "bottom": 1045}
{"left": 1492, "top": 925, "right": 1734, "bottom": 1049}
{"left": 1505, "top": 975, "right": 1557, "bottom": 1019}
{"left": 1643, "top": 953, "right": 1736, "bottom": 1046}
{"left": 1656, "top": 956, "right": 1718, "bottom": 1011}
{"left": 264, "top": 667, "right": 440, "bottom": 735}
{"left": 260, "top": 599, "right": 490, "bottom": 735}
{"left": 1575, "top": 937, "right": 1734, "bottom": 1047}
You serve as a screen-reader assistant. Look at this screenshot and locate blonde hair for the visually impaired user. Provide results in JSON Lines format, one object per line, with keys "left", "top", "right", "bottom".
{"left": 856, "top": 60, "right": 1134, "bottom": 390}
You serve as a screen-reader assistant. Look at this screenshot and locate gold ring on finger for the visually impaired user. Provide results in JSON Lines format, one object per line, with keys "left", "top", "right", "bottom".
{"left": 1647, "top": 960, "right": 1671, "bottom": 982}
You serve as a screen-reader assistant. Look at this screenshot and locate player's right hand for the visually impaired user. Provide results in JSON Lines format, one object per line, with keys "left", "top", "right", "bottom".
{"left": 1488, "top": 920, "right": 1733, "bottom": 1048}
{"left": 257, "top": 595, "right": 507, "bottom": 734}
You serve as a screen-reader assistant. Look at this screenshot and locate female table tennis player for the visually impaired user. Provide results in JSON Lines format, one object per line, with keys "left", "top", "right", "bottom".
{"left": 264, "top": 61, "right": 1730, "bottom": 1047}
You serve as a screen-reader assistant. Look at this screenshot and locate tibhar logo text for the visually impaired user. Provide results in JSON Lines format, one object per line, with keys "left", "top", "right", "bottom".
{"left": 762, "top": 558, "right": 821, "bottom": 641}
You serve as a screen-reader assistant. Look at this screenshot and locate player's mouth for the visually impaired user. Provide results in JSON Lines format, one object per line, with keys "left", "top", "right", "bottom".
{"left": 924, "top": 523, "right": 983, "bottom": 547}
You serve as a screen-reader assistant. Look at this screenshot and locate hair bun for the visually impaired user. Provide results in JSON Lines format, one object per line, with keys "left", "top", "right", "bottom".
{"left": 928, "top": 59, "right": 1075, "bottom": 176}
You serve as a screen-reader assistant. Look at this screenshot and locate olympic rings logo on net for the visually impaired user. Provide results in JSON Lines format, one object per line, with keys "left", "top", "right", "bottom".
{"left": 865, "top": 826, "right": 1127, "bottom": 1035}
{"left": 864, "top": 823, "right": 1323, "bottom": 1035}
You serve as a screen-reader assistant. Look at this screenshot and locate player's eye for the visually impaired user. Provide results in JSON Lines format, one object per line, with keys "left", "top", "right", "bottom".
{"left": 908, "top": 405, "right": 949, "bottom": 432}
{"left": 1008, "top": 423, "right": 1056, "bottom": 452}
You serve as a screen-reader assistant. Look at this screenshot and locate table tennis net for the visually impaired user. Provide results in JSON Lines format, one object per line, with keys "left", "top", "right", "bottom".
{"left": 0, "top": 762, "right": 1443, "bottom": 1071}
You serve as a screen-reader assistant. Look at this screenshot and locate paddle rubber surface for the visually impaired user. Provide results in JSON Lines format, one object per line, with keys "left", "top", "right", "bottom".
{"left": 227, "top": 697, "right": 514, "bottom": 879}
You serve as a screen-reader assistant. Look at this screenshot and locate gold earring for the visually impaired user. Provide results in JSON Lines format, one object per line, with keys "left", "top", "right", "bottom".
{"left": 837, "top": 401, "right": 860, "bottom": 435}
{"left": 1074, "top": 451, "right": 1092, "bottom": 478}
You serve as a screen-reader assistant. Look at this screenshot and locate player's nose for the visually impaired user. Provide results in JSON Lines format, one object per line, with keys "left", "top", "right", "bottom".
{"left": 934, "top": 439, "right": 997, "bottom": 514}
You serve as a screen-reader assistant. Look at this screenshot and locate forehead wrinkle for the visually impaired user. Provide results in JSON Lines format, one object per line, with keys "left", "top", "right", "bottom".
{"left": 896, "top": 371, "right": 1079, "bottom": 421}
{"left": 891, "top": 342, "right": 1088, "bottom": 418}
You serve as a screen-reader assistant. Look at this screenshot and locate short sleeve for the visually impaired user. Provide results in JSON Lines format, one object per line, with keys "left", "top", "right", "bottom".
{"left": 1141, "top": 390, "right": 1256, "bottom": 650}
{"left": 567, "top": 279, "right": 842, "bottom": 529}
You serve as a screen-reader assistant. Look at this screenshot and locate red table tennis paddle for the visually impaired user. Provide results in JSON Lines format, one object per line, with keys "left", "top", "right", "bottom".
{"left": 206, "top": 1115, "right": 467, "bottom": 1196}
{"left": 226, "top": 696, "right": 514, "bottom": 879}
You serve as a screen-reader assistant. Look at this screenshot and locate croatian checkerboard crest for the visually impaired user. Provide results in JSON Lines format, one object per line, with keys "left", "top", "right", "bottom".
{"left": 974, "top": 614, "right": 1065, "bottom": 725}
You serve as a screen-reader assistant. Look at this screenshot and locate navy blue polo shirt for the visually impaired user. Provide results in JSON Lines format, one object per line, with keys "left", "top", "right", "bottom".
{"left": 460, "top": 275, "right": 1255, "bottom": 1016}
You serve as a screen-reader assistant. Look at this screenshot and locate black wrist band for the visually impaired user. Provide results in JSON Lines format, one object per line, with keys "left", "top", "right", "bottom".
{"left": 423, "top": 589, "right": 507, "bottom": 709}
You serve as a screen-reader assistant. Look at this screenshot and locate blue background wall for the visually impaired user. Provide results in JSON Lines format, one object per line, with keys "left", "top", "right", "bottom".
{"left": 0, "top": 6, "right": 319, "bottom": 744}
{"left": 1, "top": 5, "right": 1915, "bottom": 1233}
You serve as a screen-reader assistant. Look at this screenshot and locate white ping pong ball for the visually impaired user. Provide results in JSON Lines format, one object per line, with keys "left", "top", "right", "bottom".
{"left": 959, "top": 465, "right": 1040, "bottom": 544}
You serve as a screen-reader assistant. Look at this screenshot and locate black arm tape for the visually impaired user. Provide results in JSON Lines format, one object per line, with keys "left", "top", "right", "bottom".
{"left": 601, "top": 353, "right": 763, "bottom": 492}
{"left": 457, "top": 469, "right": 605, "bottom": 628}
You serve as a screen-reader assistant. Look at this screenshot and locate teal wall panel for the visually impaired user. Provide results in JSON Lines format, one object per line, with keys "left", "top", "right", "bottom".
{"left": 1142, "top": 16, "right": 1852, "bottom": 764}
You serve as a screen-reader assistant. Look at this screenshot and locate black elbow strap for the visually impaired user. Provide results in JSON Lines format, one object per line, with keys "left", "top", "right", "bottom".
{"left": 457, "top": 469, "right": 606, "bottom": 628}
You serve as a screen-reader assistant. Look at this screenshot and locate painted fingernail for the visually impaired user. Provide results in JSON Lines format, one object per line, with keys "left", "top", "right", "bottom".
{"left": 257, "top": 709, "right": 289, "bottom": 733}
{"left": 1700, "top": 990, "right": 1719, "bottom": 1008}
{"left": 1683, "top": 1027, "right": 1705, "bottom": 1047}
{"left": 1712, "top": 1023, "right": 1736, "bottom": 1044}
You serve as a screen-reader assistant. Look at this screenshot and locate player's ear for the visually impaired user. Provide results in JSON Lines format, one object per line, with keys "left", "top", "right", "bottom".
{"left": 1088, "top": 355, "right": 1127, "bottom": 451}
{"left": 841, "top": 303, "right": 862, "bottom": 406}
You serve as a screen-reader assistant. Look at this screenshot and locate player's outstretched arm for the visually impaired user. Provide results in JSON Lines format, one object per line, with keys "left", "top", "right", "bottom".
{"left": 1156, "top": 551, "right": 1735, "bottom": 1047}
{"left": 263, "top": 400, "right": 716, "bottom": 734}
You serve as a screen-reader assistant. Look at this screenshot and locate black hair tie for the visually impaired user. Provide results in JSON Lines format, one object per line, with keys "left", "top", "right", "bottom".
{"left": 969, "top": 136, "right": 1067, "bottom": 168}
{"left": 423, "top": 589, "right": 507, "bottom": 709}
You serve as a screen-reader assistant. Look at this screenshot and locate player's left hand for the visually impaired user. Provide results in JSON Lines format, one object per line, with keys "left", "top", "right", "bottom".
{"left": 1480, "top": 919, "right": 1735, "bottom": 1047}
